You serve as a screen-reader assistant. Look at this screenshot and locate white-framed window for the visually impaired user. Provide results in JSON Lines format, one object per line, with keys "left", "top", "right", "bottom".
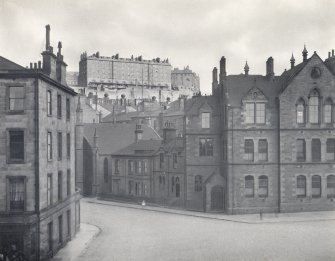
{"left": 245, "top": 103, "right": 255, "bottom": 124}
{"left": 326, "top": 139, "right": 335, "bottom": 161}
{"left": 296, "top": 98, "right": 305, "bottom": 124}
{"left": 244, "top": 139, "right": 254, "bottom": 161}
{"left": 258, "top": 175, "right": 268, "bottom": 197}
{"left": 312, "top": 175, "right": 321, "bottom": 197}
{"left": 255, "top": 103, "right": 265, "bottom": 124}
{"left": 258, "top": 139, "right": 268, "bottom": 161}
{"left": 245, "top": 175, "right": 254, "bottom": 197}
{"left": 201, "top": 112, "right": 210, "bottom": 128}
{"left": 309, "top": 89, "right": 320, "bottom": 124}
{"left": 8, "top": 86, "right": 24, "bottom": 111}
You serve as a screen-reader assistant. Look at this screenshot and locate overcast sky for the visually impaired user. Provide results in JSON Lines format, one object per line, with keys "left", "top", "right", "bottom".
{"left": 1, "top": 0, "right": 334, "bottom": 94}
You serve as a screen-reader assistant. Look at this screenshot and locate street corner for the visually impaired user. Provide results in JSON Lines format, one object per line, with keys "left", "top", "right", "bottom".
{"left": 51, "top": 223, "right": 101, "bottom": 261}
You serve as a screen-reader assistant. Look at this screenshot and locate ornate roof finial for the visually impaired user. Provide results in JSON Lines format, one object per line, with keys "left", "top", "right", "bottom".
{"left": 290, "top": 53, "right": 295, "bottom": 69}
{"left": 244, "top": 60, "right": 249, "bottom": 76}
{"left": 302, "top": 44, "right": 308, "bottom": 62}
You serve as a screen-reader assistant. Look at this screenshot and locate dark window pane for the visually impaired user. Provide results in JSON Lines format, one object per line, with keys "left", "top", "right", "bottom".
{"left": 9, "top": 131, "right": 24, "bottom": 161}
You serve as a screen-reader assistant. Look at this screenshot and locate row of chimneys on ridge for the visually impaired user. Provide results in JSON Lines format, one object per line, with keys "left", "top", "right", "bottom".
{"left": 30, "top": 25, "right": 68, "bottom": 85}
{"left": 211, "top": 45, "right": 328, "bottom": 86}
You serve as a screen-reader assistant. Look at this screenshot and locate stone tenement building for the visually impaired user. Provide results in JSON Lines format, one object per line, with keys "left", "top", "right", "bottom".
{"left": 185, "top": 46, "right": 335, "bottom": 214}
{"left": 0, "top": 25, "right": 80, "bottom": 260}
{"left": 171, "top": 66, "right": 200, "bottom": 95}
{"left": 78, "top": 52, "right": 171, "bottom": 89}
{"left": 75, "top": 52, "right": 199, "bottom": 102}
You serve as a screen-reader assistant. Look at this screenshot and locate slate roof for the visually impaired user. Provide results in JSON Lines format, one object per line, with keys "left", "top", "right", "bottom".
{"left": 84, "top": 123, "right": 161, "bottom": 155}
{"left": 0, "top": 56, "right": 25, "bottom": 71}
{"left": 224, "top": 74, "right": 282, "bottom": 106}
{"left": 113, "top": 140, "right": 162, "bottom": 156}
{"left": 185, "top": 95, "right": 219, "bottom": 115}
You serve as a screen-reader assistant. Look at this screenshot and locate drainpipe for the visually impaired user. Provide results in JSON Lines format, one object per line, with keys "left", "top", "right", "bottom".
{"left": 277, "top": 97, "right": 281, "bottom": 213}
{"left": 34, "top": 77, "right": 40, "bottom": 260}
{"left": 230, "top": 106, "right": 235, "bottom": 214}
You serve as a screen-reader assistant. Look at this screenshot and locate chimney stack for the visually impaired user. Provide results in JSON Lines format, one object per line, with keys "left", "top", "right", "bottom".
{"left": 266, "top": 57, "right": 274, "bottom": 77}
{"left": 45, "top": 24, "right": 50, "bottom": 51}
{"left": 219, "top": 56, "right": 226, "bottom": 84}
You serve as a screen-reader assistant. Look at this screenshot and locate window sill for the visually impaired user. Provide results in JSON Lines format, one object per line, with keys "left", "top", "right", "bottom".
{"left": 7, "top": 110, "right": 25, "bottom": 115}
{"left": 7, "top": 160, "right": 25, "bottom": 164}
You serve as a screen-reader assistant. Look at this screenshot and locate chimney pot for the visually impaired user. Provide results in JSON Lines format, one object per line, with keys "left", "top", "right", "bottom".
{"left": 38, "top": 61, "right": 41, "bottom": 69}
{"left": 30, "top": 63, "right": 33, "bottom": 69}
{"left": 45, "top": 25, "right": 50, "bottom": 51}
{"left": 34, "top": 63, "right": 37, "bottom": 69}
{"left": 329, "top": 52, "right": 331, "bottom": 58}
{"left": 332, "top": 50, "right": 334, "bottom": 57}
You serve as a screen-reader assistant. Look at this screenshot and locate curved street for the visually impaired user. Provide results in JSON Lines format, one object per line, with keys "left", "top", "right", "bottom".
{"left": 76, "top": 198, "right": 335, "bottom": 261}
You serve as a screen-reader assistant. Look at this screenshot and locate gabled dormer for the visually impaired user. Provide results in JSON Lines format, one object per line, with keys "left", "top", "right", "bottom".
{"left": 198, "top": 101, "right": 213, "bottom": 129}
{"left": 242, "top": 86, "right": 268, "bottom": 125}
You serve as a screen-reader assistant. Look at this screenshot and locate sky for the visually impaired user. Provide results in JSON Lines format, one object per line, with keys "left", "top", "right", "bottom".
{"left": 1, "top": 0, "right": 335, "bottom": 94}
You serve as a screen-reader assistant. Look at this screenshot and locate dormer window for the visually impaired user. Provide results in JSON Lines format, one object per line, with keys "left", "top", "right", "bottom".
{"left": 245, "top": 102, "right": 265, "bottom": 124}
{"left": 201, "top": 112, "right": 210, "bottom": 128}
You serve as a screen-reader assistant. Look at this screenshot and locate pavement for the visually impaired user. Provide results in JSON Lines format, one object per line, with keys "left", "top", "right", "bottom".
{"left": 51, "top": 223, "right": 100, "bottom": 261}
{"left": 50, "top": 197, "right": 335, "bottom": 260}
{"left": 87, "top": 197, "right": 335, "bottom": 224}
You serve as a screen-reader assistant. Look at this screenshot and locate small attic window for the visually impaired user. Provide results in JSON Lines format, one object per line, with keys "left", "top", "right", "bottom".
{"left": 201, "top": 112, "right": 210, "bottom": 128}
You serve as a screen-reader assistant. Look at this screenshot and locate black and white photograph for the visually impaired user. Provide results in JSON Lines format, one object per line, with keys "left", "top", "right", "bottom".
{"left": 0, "top": 0, "right": 335, "bottom": 260}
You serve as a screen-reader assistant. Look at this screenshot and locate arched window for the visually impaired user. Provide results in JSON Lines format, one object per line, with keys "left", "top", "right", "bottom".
{"left": 296, "top": 98, "right": 305, "bottom": 124}
{"left": 103, "top": 158, "right": 108, "bottom": 183}
{"left": 245, "top": 175, "right": 254, "bottom": 197}
{"left": 327, "top": 175, "right": 335, "bottom": 198}
{"left": 312, "top": 175, "right": 321, "bottom": 197}
{"left": 258, "top": 139, "right": 268, "bottom": 162}
{"left": 244, "top": 139, "right": 254, "bottom": 161}
{"left": 296, "top": 175, "right": 306, "bottom": 197}
{"left": 259, "top": 175, "right": 268, "bottom": 197}
{"left": 309, "top": 89, "right": 320, "bottom": 124}
{"left": 195, "top": 175, "right": 202, "bottom": 192}
{"left": 324, "top": 97, "right": 333, "bottom": 124}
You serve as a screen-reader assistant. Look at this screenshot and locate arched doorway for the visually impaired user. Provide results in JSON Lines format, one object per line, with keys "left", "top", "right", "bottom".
{"left": 211, "top": 185, "right": 224, "bottom": 210}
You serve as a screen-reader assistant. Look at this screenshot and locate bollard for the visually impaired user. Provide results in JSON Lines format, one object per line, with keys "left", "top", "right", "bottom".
{"left": 142, "top": 200, "right": 146, "bottom": 207}
{"left": 260, "top": 209, "right": 263, "bottom": 220}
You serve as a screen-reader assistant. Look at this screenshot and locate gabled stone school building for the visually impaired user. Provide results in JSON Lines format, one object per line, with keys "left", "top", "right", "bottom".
{"left": 185, "top": 46, "right": 335, "bottom": 214}
{"left": 0, "top": 25, "right": 80, "bottom": 260}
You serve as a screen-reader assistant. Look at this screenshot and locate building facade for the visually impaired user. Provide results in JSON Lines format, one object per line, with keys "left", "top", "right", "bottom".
{"left": 171, "top": 66, "right": 200, "bottom": 96}
{"left": 78, "top": 52, "right": 171, "bottom": 89}
{"left": 186, "top": 47, "right": 335, "bottom": 214}
{"left": 0, "top": 25, "right": 80, "bottom": 260}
